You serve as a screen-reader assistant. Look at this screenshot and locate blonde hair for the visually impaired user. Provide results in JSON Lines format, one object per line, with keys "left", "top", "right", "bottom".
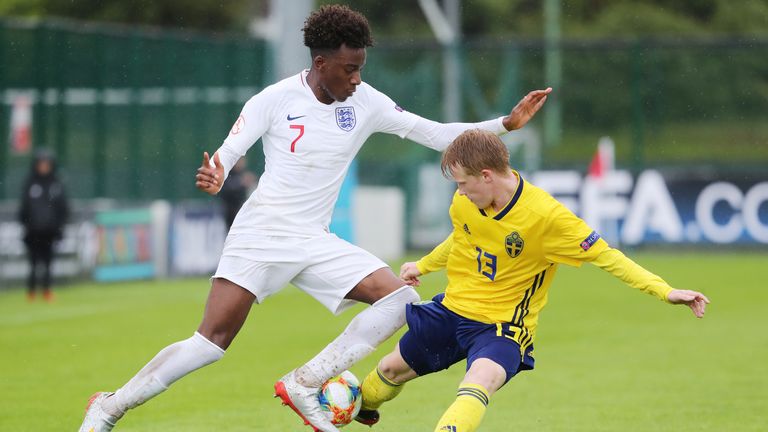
{"left": 441, "top": 129, "right": 510, "bottom": 178}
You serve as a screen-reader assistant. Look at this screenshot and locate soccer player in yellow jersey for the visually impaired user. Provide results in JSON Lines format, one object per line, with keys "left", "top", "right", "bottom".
{"left": 354, "top": 129, "right": 710, "bottom": 432}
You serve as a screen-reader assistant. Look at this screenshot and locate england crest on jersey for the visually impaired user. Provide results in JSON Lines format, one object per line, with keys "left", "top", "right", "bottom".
{"left": 335, "top": 106, "right": 356, "bottom": 131}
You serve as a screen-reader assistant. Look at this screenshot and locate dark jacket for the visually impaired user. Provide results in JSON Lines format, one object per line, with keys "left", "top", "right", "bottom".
{"left": 218, "top": 167, "right": 249, "bottom": 228}
{"left": 219, "top": 168, "right": 248, "bottom": 211}
{"left": 19, "top": 152, "right": 69, "bottom": 238}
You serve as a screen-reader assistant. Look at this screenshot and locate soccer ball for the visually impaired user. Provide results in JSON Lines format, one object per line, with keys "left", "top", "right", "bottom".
{"left": 317, "top": 370, "right": 362, "bottom": 427}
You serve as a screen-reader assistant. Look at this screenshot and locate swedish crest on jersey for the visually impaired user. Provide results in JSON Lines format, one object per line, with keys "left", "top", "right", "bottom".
{"left": 505, "top": 231, "right": 524, "bottom": 257}
{"left": 335, "top": 106, "right": 356, "bottom": 131}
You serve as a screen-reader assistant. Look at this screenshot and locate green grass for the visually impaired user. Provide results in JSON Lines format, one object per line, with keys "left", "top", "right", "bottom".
{"left": 1, "top": 252, "right": 766, "bottom": 431}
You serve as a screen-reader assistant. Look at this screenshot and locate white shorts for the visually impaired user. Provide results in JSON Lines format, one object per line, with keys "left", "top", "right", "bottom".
{"left": 213, "top": 233, "right": 388, "bottom": 314}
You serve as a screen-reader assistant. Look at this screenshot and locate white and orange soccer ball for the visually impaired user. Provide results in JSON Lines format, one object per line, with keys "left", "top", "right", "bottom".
{"left": 317, "top": 370, "right": 362, "bottom": 427}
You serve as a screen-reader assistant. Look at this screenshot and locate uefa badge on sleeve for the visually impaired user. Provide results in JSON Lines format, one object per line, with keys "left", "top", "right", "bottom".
{"left": 335, "top": 107, "right": 356, "bottom": 131}
{"left": 580, "top": 231, "right": 601, "bottom": 251}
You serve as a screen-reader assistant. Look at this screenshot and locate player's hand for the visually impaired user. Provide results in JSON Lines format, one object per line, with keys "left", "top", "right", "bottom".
{"left": 196, "top": 151, "right": 224, "bottom": 195}
{"left": 667, "top": 289, "right": 710, "bottom": 318}
{"left": 400, "top": 262, "right": 422, "bottom": 287}
{"left": 502, "top": 87, "right": 553, "bottom": 131}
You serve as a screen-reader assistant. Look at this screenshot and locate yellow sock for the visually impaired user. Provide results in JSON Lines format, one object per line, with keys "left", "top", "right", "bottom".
{"left": 433, "top": 383, "right": 489, "bottom": 432}
{"left": 360, "top": 367, "right": 404, "bottom": 410}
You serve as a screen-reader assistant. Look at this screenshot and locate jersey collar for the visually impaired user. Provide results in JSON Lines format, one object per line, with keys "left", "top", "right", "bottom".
{"left": 479, "top": 171, "right": 524, "bottom": 220}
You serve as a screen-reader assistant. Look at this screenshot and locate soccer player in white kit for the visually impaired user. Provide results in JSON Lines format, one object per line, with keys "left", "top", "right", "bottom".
{"left": 78, "top": 5, "right": 551, "bottom": 432}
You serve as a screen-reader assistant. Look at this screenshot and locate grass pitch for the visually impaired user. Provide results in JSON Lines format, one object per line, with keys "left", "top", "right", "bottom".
{"left": 1, "top": 252, "right": 765, "bottom": 431}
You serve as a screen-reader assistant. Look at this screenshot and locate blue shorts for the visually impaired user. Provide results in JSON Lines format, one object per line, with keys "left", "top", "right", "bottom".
{"left": 399, "top": 293, "right": 535, "bottom": 384}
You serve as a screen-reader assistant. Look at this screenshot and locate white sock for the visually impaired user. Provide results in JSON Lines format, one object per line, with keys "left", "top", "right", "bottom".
{"left": 295, "top": 286, "right": 419, "bottom": 387}
{"left": 103, "top": 332, "right": 224, "bottom": 417}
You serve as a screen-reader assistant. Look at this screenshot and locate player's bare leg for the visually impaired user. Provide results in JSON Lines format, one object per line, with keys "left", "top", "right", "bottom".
{"left": 276, "top": 268, "right": 419, "bottom": 432}
{"left": 79, "top": 278, "right": 254, "bottom": 432}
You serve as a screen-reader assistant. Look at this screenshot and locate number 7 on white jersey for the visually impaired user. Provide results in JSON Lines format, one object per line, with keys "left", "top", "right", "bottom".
{"left": 289, "top": 124, "right": 304, "bottom": 152}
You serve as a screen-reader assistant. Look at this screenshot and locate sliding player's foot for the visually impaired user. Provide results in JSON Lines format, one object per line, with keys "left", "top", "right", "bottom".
{"left": 275, "top": 371, "right": 340, "bottom": 432}
{"left": 354, "top": 409, "right": 380, "bottom": 426}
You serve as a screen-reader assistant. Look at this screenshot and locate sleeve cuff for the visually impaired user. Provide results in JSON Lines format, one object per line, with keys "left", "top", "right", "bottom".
{"left": 416, "top": 260, "right": 429, "bottom": 275}
{"left": 496, "top": 116, "right": 508, "bottom": 133}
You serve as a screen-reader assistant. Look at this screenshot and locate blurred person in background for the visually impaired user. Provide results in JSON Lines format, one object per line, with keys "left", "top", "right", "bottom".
{"left": 18, "top": 149, "right": 69, "bottom": 302}
{"left": 218, "top": 157, "right": 257, "bottom": 231}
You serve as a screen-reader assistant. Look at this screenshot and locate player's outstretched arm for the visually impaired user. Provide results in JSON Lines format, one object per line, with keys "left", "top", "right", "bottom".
{"left": 667, "top": 289, "right": 710, "bottom": 318}
{"left": 195, "top": 151, "right": 225, "bottom": 195}
{"left": 399, "top": 262, "right": 422, "bottom": 287}
{"left": 502, "top": 87, "right": 553, "bottom": 131}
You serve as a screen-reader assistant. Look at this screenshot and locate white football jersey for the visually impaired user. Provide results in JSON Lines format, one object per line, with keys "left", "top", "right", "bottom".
{"left": 217, "top": 70, "right": 507, "bottom": 237}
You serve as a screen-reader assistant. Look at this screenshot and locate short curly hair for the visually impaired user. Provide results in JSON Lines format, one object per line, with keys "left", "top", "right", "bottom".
{"left": 302, "top": 4, "right": 374, "bottom": 56}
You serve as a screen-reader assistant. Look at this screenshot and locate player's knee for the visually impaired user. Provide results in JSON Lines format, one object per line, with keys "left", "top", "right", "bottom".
{"left": 192, "top": 332, "right": 226, "bottom": 360}
{"left": 196, "top": 326, "right": 235, "bottom": 351}
{"left": 465, "top": 358, "right": 507, "bottom": 395}
{"left": 400, "top": 286, "right": 421, "bottom": 305}
{"left": 351, "top": 268, "right": 414, "bottom": 304}
{"left": 374, "top": 285, "right": 420, "bottom": 309}
{"left": 371, "top": 287, "right": 419, "bottom": 332}
{"left": 376, "top": 363, "right": 400, "bottom": 384}
{"left": 377, "top": 354, "right": 415, "bottom": 385}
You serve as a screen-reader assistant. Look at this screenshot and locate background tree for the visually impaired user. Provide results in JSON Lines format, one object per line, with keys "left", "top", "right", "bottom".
{"left": 0, "top": 0, "right": 261, "bottom": 33}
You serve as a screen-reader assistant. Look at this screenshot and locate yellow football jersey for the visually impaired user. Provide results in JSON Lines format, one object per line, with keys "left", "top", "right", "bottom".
{"left": 432, "top": 172, "right": 608, "bottom": 350}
